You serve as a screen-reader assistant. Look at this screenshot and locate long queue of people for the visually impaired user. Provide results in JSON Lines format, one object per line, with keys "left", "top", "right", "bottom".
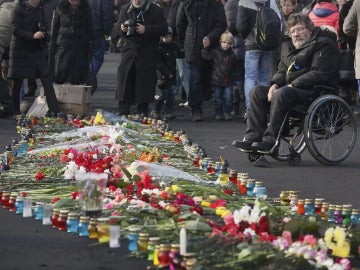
{"left": 0, "top": 0, "right": 359, "bottom": 122}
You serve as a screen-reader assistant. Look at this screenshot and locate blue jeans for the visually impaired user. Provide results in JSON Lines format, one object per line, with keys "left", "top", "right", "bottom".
{"left": 90, "top": 37, "right": 107, "bottom": 76}
{"left": 244, "top": 50, "right": 272, "bottom": 108}
{"left": 213, "top": 85, "right": 233, "bottom": 115}
{"left": 188, "top": 64, "right": 203, "bottom": 114}
{"left": 154, "top": 86, "right": 175, "bottom": 114}
{"left": 175, "top": 58, "right": 190, "bottom": 97}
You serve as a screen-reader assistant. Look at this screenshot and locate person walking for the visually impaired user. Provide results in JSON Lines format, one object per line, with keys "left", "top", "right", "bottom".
{"left": 176, "top": 0, "right": 226, "bottom": 121}
{"left": 87, "top": 0, "right": 114, "bottom": 95}
{"left": 8, "top": 0, "right": 62, "bottom": 117}
{"left": 49, "top": 0, "right": 93, "bottom": 85}
{"left": 343, "top": 0, "right": 360, "bottom": 115}
{"left": 0, "top": 0, "right": 17, "bottom": 117}
{"left": 115, "top": 0, "right": 167, "bottom": 116}
{"left": 237, "top": 0, "right": 281, "bottom": 111}
{"left": 202, "top": 31, "right": 237, "bottom": 121}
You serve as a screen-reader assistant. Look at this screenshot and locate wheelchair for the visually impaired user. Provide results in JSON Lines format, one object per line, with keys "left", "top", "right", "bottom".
{"left": 246, "top": 85, "right": 358, "bottom": 166}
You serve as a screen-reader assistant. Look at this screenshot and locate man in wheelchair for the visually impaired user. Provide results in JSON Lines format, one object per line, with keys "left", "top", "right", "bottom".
{"left": 233, "top": 13, "right": 340, "bottom": 154}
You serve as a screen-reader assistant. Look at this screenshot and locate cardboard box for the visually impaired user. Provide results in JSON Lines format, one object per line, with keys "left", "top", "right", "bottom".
{"left": 40, "top": 84, "right": 91, "bottom": 116}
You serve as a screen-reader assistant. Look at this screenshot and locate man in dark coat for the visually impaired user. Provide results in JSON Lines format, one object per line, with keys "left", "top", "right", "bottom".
{"left": 87, "top": 0, "right": 114, "bottom": 95}
{"left": 233, "top": 13, "right": 340, "bottom": 153}
{"left": 176, "top": 0, "right": 226, "bottom": 121}
{"left": 115, "top": 0, "right": 167, "bottom": 116}
{"left": 8, "top": 0, "right": 61, "bottom": 116}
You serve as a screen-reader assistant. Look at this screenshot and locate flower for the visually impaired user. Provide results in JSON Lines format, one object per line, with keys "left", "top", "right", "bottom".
{"left": 324, "top": 226, "right": 351, "bottom": 258}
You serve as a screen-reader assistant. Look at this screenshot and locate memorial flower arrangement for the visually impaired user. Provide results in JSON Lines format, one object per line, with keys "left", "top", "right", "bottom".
{"left": 0, "top": 111, "right": 359, "bottom": 269}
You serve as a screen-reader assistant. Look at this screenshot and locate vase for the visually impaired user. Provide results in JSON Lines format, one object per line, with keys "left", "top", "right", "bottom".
{"left": 75, "top": 172, "right": 108, "bottom": 217}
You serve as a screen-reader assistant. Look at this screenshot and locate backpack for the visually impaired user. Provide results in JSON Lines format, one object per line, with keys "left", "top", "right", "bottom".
{"left": 254, "top": 0, "right": 281, "bottom": 50}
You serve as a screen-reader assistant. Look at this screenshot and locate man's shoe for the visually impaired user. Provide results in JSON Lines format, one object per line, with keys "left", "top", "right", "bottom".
{"left": 216, "top": 114, "right": 224, "bottom": 121}
{"left": 192, "top": 113, "right": 203, "bottom": 122}
{"left": 232, "top": 140, "right": 254, "bottom": 151}
{"left": 224, "top": 113, "right": 232, "bottom": 121}
{"left": 251, "top": 141, "right": 275, "bottom": 154}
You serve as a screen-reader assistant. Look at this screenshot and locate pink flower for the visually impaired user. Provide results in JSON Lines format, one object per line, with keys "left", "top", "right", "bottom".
{"left": 302, "top": 234, "right": 317, "bottom": 247}
{"left": 282, "top": 231, "right": 292, "bottom": 245}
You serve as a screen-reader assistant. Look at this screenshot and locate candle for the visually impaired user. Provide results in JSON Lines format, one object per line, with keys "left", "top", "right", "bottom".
{"left": 180, "top": 226, "right": 187, "bottom": 255}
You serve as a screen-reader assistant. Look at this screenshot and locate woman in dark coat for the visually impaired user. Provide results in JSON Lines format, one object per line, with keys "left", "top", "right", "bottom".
{"left": 115, "top": 0, "right": 167, "bottom": 115}
{"left": 8, "top": 0, "right": 61, "bottom": 116}
{"left": 49, "top": 0, "right": 93, "bottom": 84}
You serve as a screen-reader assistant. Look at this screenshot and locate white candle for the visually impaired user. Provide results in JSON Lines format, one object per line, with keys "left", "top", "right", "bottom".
{"left": 180, "top": 226, "right": 187, "bottom": 255}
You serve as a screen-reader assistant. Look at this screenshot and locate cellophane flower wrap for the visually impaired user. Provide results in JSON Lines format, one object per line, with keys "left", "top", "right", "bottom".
{"left": 75, "top": 171, "right": 108, "bottom": 213}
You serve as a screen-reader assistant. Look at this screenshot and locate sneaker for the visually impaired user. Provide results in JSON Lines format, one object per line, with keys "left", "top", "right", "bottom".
{"left": 353, "top": 106, "right": 360, "bottom": 117}
{"left": 232, "top": 140, "right": 255, "bottom": 151}
{"left": 192, "top": 113, "right": 203, "bottom": 122}
{"left": 216, "top": 114, "right": 224, "bottom": 121}
{"left": 149, "top": 110, "right": 160, "bottom": 119}
{"left": 224, "top": 113, "right": 232, "bottom": 121}
{"left": 164, "top": 113, "right": 175, "bottom": 120}
{"left": 179, "top": 101, "right": 189, "bottom": 107}
{"left": 251, "top": 141, "right": 276, "bottom": 154}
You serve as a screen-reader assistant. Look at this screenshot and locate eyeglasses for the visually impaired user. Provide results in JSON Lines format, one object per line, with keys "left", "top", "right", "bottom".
{"left": 289, "top": 26, "right": 306, "bottom": 35}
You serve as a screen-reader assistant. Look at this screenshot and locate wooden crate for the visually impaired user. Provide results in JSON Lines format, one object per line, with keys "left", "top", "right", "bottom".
{"left": 40, "top": 84, "right": 91, "bottom": 116}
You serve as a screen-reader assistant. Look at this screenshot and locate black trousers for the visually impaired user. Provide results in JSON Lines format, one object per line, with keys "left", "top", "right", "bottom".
{"left": 244, "top": 85, "right": 315, "bottom": 143}
{"left": 10, "top": 76, "right": 60, "bottom": 114}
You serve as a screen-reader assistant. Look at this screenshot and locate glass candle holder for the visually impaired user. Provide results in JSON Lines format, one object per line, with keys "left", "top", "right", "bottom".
{"left": 127, "top": 227, "right": 141, "bottom": 252}
{"left": 42, "top": 204, "right": 52, "bottom": 225}
{"left": 147, "top": 237, "right": 160, "bottom": 261}
{"left": 22, "top": 197, "right": 33, "bottom": 218}
{"left": 88, "top": 218, "right": 98, "bottom": 239}
{"left": 246, "top": 179, "right": 255, "bottom": 196}
{"left": 58, "top": 210, "right": 69, "bottom": 231}
{"left": 327, "top": 204, "right": 336, "bottom": 222}
{"left": 137, "top": 232, "right": 149, "bottom": 251}
{"left": 158, "top": 244, "right": 171, "bottom": 268}
{"left": 15, "top": 196, "right": 24, "bottom": 214}
{"left": 8, "top": 194, "right": 17, "bottom": 212}
{"left": 52, "top": 208, "right": 60, "bottom": 228}
{"left": 97, "top": 217, "right": 110, "bottom": 243}
{"left": 34, "top": 202, "right": 44, "bottom": 220}
{"left": 109, "top": 225, "right": 121, "bottom": 248}
{"left": 304, "top": 199, "right": 315, "bottom": 216}
{"left": 78, "top": 216, "right": 90, "bottom": 237}
{"left": 2, "top": 191, "right": 10, "bottom": 208}
{"left": 66, "top": 212, "right": 79, "bottom": 233}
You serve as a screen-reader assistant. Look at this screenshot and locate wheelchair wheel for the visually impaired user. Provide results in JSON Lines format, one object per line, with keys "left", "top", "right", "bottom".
{"left": 304, "top": 95, "right": 357, "bottom": 165}
{"left": 273, "top": 134, "right": 306, "bottom": 161}
{"left": 248, "top": 153, "right": 261, "bottom": 162}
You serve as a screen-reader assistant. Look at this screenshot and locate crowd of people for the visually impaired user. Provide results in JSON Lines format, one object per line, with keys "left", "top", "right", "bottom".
{"left": 0, "top": 0, "right": 359, "bottom": 124}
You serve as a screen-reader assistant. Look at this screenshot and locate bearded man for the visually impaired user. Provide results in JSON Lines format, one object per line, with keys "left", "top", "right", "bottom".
{"left": 232, "top": 13, "right": 340, "bottom": 154}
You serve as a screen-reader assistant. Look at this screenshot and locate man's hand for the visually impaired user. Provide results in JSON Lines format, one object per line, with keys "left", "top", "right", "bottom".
{"left": 33, "top": 31, "right": 45, "bottom": 39}
{"left": 120, "top": 23, "right": 128, "bottom": 32}
{"left": 267, "top": 83, "right": 279, "bottom": 102}
{"left": 136, "top": 23, "right": 145, "bottom": 34}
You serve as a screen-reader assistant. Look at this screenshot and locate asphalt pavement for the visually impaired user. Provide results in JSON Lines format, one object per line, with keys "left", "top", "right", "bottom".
{"left": 0, "top": 52, "right": 360, "bottom": 269}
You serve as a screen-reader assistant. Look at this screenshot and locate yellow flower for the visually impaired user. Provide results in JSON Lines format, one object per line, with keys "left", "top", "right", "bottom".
{"left": 215, "top": 207, "right": 227, "bottom": 216}
{"left": 201, "top": 201, "right": 210, "bottom": 207}
{"left": 171, "top": 185, "right": 182, "bottom": 192}
{"left": 324, "top": 226, "right": 350, "bottom": 258}
{"left": 221, "top": 210, "right": 232, "bottom": 218}
{"left": 94, "top": 112, "right": 106, "bottom": 125}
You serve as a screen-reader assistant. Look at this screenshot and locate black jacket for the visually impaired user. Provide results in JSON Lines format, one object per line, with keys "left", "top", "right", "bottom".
{"left": 202, "top": 46, "right": 237, "bottom": 87}
{"left": 176, "top": 0, "right": 226, "bottom": 66}
{"left": 8, "top": 0, "right": 50, "bottom": 79}
{"left": 271, "top": 27, "right": 340, "bottom": 90}
{"left": 49, "top": 0, "right": 93, "bottom": 84}
{"left": 157, "top": 40, "right": 183, "bottom": 88}
{"left": 115, "top": 0, "right": 167, "bottom": 102}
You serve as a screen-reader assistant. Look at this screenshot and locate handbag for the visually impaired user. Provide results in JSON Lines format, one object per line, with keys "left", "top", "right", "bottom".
{"left": 339, "top": 48, "right": 356, "bottom": 84}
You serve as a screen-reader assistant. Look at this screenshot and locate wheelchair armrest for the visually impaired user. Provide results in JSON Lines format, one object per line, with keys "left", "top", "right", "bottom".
{"left": 312, "top": 85, "right": 338, "bottom": 96}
